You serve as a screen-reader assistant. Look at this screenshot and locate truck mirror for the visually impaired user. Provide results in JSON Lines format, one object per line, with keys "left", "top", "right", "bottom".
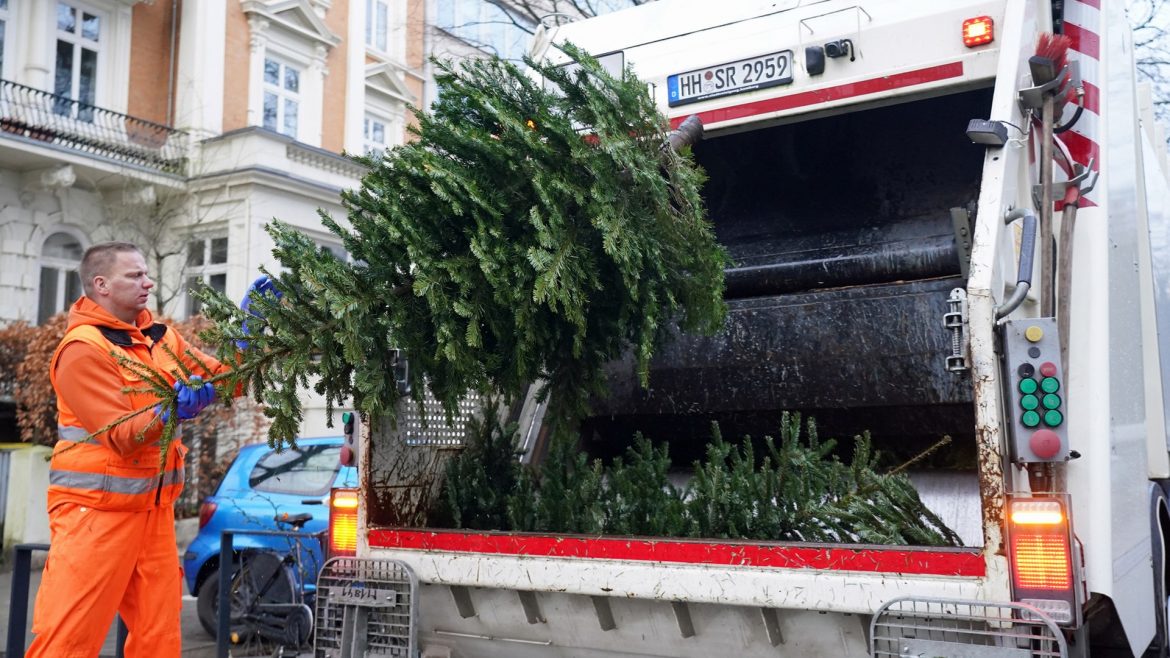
{"left": 392, "top": 350, "right": 410, "bottom": 396}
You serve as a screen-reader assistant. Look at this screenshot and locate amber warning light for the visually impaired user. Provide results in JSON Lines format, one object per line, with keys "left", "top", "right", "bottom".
{"left": 328, "top": 488, "right": 360, "bottom": 558}
{"left": 962, "top": 16, "right": 994, "bottom": 47}
{"left": 1008, "top": 497, "right": 1078, "bottom": 625}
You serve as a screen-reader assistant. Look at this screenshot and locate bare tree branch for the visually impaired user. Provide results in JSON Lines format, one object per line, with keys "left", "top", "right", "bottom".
{"left": 430, "top": 0, "right": 649, "bottom": 62}
{"left": 1129, "top": 0, "right": 1170, "bottom": 140}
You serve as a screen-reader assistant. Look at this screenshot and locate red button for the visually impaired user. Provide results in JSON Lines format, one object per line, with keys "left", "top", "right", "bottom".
{"left": 1029, "top": 429, "right": 1062, "bottom": 459}
{"left": 1039, "top": 362, "right": 1057, "bottom": 377}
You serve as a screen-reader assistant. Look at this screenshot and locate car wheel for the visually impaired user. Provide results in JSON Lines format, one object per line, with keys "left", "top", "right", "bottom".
{"left": 195, "top": 570, "right": 223, "bottom": 638}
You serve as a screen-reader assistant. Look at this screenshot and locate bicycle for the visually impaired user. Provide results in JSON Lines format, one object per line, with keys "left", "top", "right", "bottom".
{"left": 196, "top": 512, "right": 326, "bottom": 657}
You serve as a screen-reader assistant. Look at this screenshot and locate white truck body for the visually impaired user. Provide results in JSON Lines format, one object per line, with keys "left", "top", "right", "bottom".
{"left": 330, "top": 1, "right": 1170, "bottom": 656}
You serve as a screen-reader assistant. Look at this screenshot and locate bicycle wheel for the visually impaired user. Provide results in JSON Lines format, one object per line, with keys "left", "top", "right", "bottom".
{"left": 196, "top": 550, "right": 297, "bottom": 652}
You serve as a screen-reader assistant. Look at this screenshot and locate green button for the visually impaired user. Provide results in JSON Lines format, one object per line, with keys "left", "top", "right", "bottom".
{"left": 1042, "top": 393, "right": 1061, "bottom": 410}
{"left": 1019, "top": 378, "right": 1038, "bottom": 394}
{"left": 1020, "top": 394, "right": 1039, "bottom": 410}
{"left": 1022, "top": 410, "right": 1041, "bottom": 428}
{"left": 1041, "top": 377, "right": 1060, "bottom": 393}
{"left": 1044, "top": 410, "right": 1064, "bottom": 427}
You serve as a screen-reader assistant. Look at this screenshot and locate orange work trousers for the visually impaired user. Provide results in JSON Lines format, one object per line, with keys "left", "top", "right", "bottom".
{"left": 26, "top": 502, "right": 182, "bottom": 658}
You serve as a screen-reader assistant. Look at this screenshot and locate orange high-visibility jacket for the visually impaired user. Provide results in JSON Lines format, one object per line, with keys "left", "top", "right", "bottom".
{"left": 48, "top": 298, "right": 229, "bottom": 512}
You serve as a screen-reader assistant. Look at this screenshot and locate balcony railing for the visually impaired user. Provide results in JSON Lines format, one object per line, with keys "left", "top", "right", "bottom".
{"left": 0, "top": 79, "right": 188, "bottom": 176}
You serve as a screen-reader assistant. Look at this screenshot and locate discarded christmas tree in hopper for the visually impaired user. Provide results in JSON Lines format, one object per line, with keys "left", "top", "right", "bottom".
{"left": 100, "top": 47, "right": 956, "bottom": 545}
{"left": 195, "top": 44, "right": 728, "bottom": 444}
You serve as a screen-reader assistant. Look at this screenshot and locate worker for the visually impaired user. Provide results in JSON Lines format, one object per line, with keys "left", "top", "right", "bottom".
{"left": 25, "top": 242, "right": 270, "bottom": 658}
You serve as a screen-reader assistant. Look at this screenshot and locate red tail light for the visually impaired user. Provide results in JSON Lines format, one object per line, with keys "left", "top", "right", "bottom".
{"left": 198, "top": 500, "right": 218, "bottom": 530}
{"left": 327, "top": 488, "right": 359, "bottom": 559}
{"left": 1008, "top": 496, "right": 1079, "bottom": 625}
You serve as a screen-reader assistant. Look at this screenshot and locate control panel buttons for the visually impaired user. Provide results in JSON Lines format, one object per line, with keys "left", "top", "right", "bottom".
{"left": 1044, "top": 410, "right": 1063, "bottom": 427}
{"left": 1022, "top": 410, "right": 1041, "bottom": 428}
{"left": 1029, "top": 429, "right": 1062, "bottom": 459}
{"left": 1003, "top": 318, "right": 1067, "bottom": 463}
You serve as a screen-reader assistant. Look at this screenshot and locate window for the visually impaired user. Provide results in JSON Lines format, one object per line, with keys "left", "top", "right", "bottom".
{"left": 436, "top": 0, "right": 528, "bottom": 61}
{"left": 38, "top": 232, "right": 84, "bottom": 324}
{"left": 53, "top": 1, "right": 102, "bottom": 120}
{"left": 363, "top": 115, "right": 387, "bottom": 157}
{"left": 0, "top": 0, "right": 9, "bottom": 76}
{"left": 365, "top": 0, "right": 390, "bottom": 52}
{"left": 263, "top": 57, "right": 301, "bottom": 137}
{"left": 185, "top": 236, "right": 228, "bottom": 317}
{"left": 316, "top": 240, "right": 347, "bottom": 262}
{"left": 249, "top": 444, "right": 341, "bottom": 496}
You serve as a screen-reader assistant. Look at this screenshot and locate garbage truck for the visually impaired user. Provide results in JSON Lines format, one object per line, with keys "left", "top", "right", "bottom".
{"left": 312, "top": 0, "right": 1170, "bottom": 655}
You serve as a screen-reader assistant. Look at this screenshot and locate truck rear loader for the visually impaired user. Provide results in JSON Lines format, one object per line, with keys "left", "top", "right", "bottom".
{"left": 316, "top": 1, "right": 1170, "bottom": 656}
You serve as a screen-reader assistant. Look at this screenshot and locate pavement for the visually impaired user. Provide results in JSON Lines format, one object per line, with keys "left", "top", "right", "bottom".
{"left": 0, "top": 516, "right": 314, "bottom": 658}
{"left": 0, "top": 517, "right": 312, "bottom": 658}
{"left": 0, "top": 561, "right": 221, "bottom": 657}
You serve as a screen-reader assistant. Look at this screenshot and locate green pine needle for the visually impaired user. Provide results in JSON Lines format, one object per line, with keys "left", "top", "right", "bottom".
{"left": 188, "top": 44, "right": 725, "bottom": 447}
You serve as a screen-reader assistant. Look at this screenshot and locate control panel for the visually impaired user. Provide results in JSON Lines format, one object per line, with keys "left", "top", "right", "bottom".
{"left": 1002, "top": 318, "right": 1069, "bottom": 463}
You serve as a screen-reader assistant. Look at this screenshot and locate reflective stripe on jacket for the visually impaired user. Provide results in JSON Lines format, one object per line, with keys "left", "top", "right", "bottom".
{"left": 49, "top": 322, "right": 189, "bottom": 512}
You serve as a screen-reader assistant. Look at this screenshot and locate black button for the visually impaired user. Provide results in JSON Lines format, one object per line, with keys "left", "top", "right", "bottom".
{"left": 1017, "top": 363, "right": 1035, "bottom": 379}
{"left": 1028, "top": 347, "right": 1041, "bottom": 358}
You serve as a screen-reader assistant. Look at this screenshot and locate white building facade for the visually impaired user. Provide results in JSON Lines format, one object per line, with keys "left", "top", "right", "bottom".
{"left": 0, "top": 0, "right": 426, "bottom": 437}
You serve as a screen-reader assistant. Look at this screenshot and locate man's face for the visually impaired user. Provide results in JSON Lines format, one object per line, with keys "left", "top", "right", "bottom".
{"left": 95, "top": 250, "right": 154, "bottom": 320}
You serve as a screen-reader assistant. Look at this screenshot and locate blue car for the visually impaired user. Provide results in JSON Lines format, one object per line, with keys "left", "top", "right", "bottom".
{"left": 182, "top": 436, "right": 357, "bottom": 638}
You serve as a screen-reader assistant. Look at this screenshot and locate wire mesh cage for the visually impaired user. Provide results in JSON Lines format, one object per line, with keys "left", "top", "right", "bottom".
{"left": 315, "top": 557, "right": 419, "bottom": 657}
{"left": 871, "top": 597, "right": 1067, "bottom": 658}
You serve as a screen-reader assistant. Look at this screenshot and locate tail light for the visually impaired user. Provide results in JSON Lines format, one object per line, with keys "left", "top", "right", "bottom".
{"left": 1008, "top": 496, "right": 1080, "bottom": 625}
{"left": 198, "top": 500, "right": 218, "bottom": 530}
{"left": 327, "top": 488, "right": 360, "bottom": 559}
{"left": 962, "top": 16, "right": 994, "bottom": 48}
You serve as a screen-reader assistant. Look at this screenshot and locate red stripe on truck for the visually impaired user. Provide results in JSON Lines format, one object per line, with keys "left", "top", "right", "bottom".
{"left": 368, "top": 529, "right": 987, "bottom": 577}
{"left": 669, "top": 62, "right": 965, "bottom": 130}
{"left": 1060, "top": 129, "right": 1100, "bottom": 173}
{"left": 1064, "top": 22, "right": 1100, "bottom": 60}
{"left": 1054, "top": 129, "right": 1101, "bottom": 209}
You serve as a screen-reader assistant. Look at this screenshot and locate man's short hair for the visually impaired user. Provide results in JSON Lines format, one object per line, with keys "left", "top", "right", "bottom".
{"left": 80, "top": 242, "right": 141, "bottom": 296}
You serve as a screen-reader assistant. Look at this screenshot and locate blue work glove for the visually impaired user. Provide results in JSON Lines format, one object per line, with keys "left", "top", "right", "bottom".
{"left": 156, "top": 376, "right": 216, "bottom": 423}
{"left": 237, "top": 275, "right": 282, "bottom": 350}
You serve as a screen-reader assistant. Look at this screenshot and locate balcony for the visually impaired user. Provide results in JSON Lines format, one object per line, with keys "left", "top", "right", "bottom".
{"left": 0, "top": 79, "right": 188, "bottom": 176}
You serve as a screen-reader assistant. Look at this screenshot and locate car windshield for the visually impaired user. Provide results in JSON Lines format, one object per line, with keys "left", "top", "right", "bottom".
{"left": 248, "top": 444, "right": 340, "bottom": 496}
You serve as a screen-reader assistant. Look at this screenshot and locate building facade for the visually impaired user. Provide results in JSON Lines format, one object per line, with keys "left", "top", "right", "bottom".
{"left": 0, "top": 0, "right": 425, "bottom": 437}
{"left": 423, "top": 0, "right": 635, "bottom": 107}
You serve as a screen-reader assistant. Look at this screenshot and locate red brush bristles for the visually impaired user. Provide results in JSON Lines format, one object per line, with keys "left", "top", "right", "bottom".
{"left": 1036, "top": 32, "right": 1073, "bottom": 68}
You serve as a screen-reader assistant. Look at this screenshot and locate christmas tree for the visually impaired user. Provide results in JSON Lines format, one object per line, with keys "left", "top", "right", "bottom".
{"left": 194, "top": 45, "right": 727, "bottom": 445}
{"left": 134, "top": 46, "right": 959, "bottom": 546}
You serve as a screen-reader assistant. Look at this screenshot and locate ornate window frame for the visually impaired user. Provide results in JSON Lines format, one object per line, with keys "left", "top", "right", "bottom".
{"left": 242, "top": 0, "right": 339, "bottom": 146}
{"left": 36, "top": 227, "right": 87, "bottom": 324}
{"left": 364, "top": 61, "right": 412, "bottom": 153}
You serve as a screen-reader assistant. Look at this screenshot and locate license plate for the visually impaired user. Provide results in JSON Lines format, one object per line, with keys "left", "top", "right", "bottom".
{"left": 667, "top": 50, "right": 794, "bottom": 107}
